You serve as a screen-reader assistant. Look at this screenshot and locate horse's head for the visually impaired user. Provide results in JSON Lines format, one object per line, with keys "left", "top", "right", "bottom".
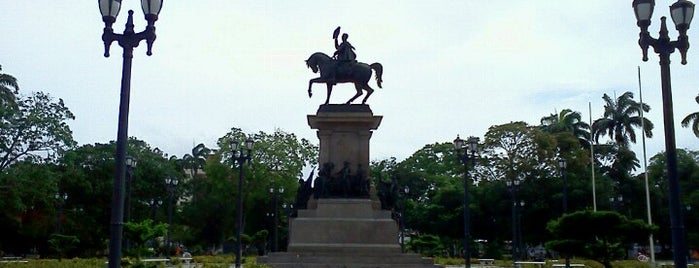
{"left": 306, "top": 52, "right": 332, "bottom": 74}
{"left": 306, "top": 60, "right": 319, "bottom": 73}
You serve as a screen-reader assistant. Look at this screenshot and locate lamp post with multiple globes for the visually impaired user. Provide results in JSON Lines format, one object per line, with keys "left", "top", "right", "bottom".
{"left": 231, "top": 138, "right": 254, "bottom": 268}
{"left": 632, "top": 1, "right": 694, "bottom": 266}
{"left": 98, "top": 1, "right": 164, "bottom": 267}
{"left": 454, "top": 135, "right": 478, "bottom": 268}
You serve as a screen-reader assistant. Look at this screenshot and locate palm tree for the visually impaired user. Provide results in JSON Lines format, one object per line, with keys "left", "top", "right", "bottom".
{"left": 182, "top": 143, "right": 210, "bottom": 178}
{"left": 592, "top": 91, "right": 653, "bottom": 147}
{"left": 0, "top": 64, "right": 20, "bottom": 108}
{"left": 540, "top": 108, "right": 591, "bottom": 148}
{"left": 681, "top": 94, "right": 699, "bottom": 138}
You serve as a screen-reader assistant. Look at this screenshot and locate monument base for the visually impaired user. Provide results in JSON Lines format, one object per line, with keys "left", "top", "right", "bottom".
{"left": 258, "top": 199, "right": 439, "bottom": 268}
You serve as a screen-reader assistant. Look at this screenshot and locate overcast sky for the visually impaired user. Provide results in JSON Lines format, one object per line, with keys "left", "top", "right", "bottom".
{"left": 2, "top": 1, "right": 698, "bottom": 169}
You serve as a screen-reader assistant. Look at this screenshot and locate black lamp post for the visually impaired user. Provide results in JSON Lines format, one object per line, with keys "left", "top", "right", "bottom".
{"left": 454, "top": 135, "right": 478, "bottom": 268}
{"left": 269, "top": 186, "right": 284, "bottom": 252}
{"left": 124, "top": 156, "right": 137, "bottom": 224}
{"left": 148, "top": 198, "right": 162, "bottom": 220}
{"left": 558, "top": 158, "right": 567, "bottom": 214}
{"left": 610, "top": 195, "right": 624, "bottom": 212}
{"left": 517, "top": 200, "right": 526, "bottom": 261}
{"left": 124, "top": 156, "right": 137, "bottom": 251}
{"left": 400, "top": 185, "right": 410, "bottom": 253}
{"left": 506, "top": 176, "right": 522, "bottom": 266}
{"left": 633, "top": 1, "right": 693, "bottom": 267}
{"left": 54, "top": 192, "right": 68, "bottom": 234}
{"left": 231, "top": 138, "right": 254, "bottom": 268}
{"left": 100, "top": 1, "right": 163, "bottom": 267}
{"left": 165, "top": 175, "right": 178, "bottom": 259}
{"left": 557, "top": 157, "right": 571, "bottom": 268}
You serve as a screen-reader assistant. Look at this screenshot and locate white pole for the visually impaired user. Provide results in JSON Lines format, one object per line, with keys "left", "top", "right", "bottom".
{"left": 589, "top": 101, "right": 597, "bottom": 211}
{"left": 638, "top": 66, "right": 656, "bottom": 264}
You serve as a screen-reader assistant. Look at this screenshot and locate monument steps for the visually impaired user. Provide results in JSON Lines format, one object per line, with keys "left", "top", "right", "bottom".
{"left": 259, "top": 251, "right": 439, "bottom": 268}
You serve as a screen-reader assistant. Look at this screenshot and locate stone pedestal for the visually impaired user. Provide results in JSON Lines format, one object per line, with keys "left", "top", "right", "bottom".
{"left": 308, "top": 104, "right": 381, "bottom": 180}
{"left": 258, "top": 105, "right": 439, "bottom": 268}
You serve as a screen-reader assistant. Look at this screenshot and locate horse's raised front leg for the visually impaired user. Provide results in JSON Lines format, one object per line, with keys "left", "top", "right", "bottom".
{"left": 360, "top": 84, "right": 375, "bottom": 104}
{"left": 346, "top": 83, "right": 364, "bottom": 104}
{"left": 308, "top": 78, "right": 321, "bottom": 98}
{"left": 325, "top": 83, "right": 333, "bottom": 105}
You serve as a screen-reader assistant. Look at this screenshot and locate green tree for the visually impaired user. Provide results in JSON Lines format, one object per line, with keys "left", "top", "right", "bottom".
{"left": 123, "top": 219, "right": 168, "bottom": 259}
{"left": 546, "top": 210, "right": 655, "bottom": 268}
{"left": 0, "top": 91, "right": 76, "bottom": 171}
{"left": 47, "top": 233, "right": 79, "bottom": 260}
{"left": 0, "top": 64, "right": 19, "bottom": 108}
{"left": 179, "top": 128, "right": 317, "bottom": 254}
{"left": 0, "top": 161, "right": 60, "bottom": 256}
{"left": 592, "top": 91, "right": 653, "bottom": 147}
{"left": 681, "top": 94, "right": 699, "bottom": 138}
{"left": 540, "top": 109, "right": 591, "bottom": 148}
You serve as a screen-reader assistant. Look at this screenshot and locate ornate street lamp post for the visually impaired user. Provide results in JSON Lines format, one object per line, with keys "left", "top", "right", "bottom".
{"left": 99, "top": 1, "right": 164, "bottom": 267}
{"left": 54, "top": 192, "right": 68, "bottom": 234}
{"left": 454, "top": 135, "right": 478, "bottom": 268}
{"left": 231, "top": 138, "right": 254, "bottom": 268}
{"left": 165, "top": 175, "right": 178, "bottom": 259}
{"left": 633, "top": 1, "right": 693, "bottom": 266}
{"left": 269, "top": 186, "right": 284, "bottom": 252}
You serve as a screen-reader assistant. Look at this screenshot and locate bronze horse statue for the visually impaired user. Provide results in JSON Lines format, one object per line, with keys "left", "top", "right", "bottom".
{"left": 306, "top": 52, "right": 383, "bottom": 105}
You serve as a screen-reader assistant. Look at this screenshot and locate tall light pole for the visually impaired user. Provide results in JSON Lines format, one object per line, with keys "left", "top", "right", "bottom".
{"left": 231, "top": 138, "right": 254, "bottom": 268}
{"left": 454, "top": 135, "right": 478, "bottom": 268}
{"left": 269, "top": 186, "right": 284, "bottom": 252}
{"left": 99, "top": 1, "right": 164, "bottom": 267}
{"left": 632, "top": 1, "right": 693, "bottom": 266}
{"left": 165, "top": 175, "right": 178, "bottom": 259}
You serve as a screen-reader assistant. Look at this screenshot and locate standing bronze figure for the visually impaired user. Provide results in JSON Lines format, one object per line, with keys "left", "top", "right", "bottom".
{"left": 306, "top": 27, "right": 383, "bottom": 105}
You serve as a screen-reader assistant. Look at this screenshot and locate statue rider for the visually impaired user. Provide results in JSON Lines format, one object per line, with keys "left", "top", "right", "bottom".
{"left": 332, "top": 27, "right": 356, "bottom": 79}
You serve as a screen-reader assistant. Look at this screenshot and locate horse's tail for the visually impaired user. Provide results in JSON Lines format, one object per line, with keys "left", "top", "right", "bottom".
{"left": 370, "top": 63, "right": 383, "bottom": 88}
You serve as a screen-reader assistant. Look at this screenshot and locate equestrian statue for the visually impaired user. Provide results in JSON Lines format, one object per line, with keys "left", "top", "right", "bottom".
{"left": 306, "top": 27, "right": 384, "bottom": 105}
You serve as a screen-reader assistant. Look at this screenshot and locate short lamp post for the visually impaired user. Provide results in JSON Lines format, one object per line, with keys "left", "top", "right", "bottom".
{"left": 558, "top": 159, "right": 567, "bottom": 214}
{"left": 269, "top": 186, "right": 284, "bottom": 252}
{"left": 231, "top": 138, "right": 254, "bottom": 268}
{"left": 610, "top": 195, "right": 624, "bottom": 212}
{"left": 165, "top": 175, "right": 178, "bottom": 259}
{"left": 399, "top": 185, "right": 410, "bottom": 253}
{"left": 124, "top": 156, "right": 137, "bottom": 224}
{"left": 54, "top": 192, "right": 68, "bottom": 234}
{"left": 100, "top": 1, "right": 164, "bottom": 267}
{"left": 506, "top": 177, "right": 522, "bottom": 266}
{"left": 124, "top": 156, "right": 137, "bottom": 251}
{"left": 633, "top": 1, "right": 694, "bottom": 267}
{"left": 148, "top": 198, "right": 162, "bottom": 220}
{"left": 454, "top": 135, "right": 478, "bottom": 268}
{"left": 558, "top": 157, "right": 571, "bottom": 268}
